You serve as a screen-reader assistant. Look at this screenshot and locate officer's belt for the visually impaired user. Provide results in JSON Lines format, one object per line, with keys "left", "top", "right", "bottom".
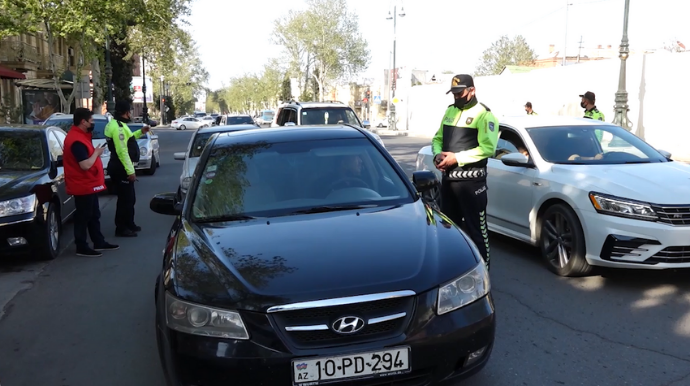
{"left": 444, "top": 168, "right": 487, "bottom": 180}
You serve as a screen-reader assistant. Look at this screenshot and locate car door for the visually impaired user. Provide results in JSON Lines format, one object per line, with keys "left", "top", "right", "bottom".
{"left": 486, "top": 126, "right": 536, "bottom": 239}
{"left": 48, "top": 129, "right": 76, "bottom": 221}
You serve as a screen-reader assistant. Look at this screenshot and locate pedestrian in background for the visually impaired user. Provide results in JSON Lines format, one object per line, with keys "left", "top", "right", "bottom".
{"left": 63, "top": 108, "right": 119, "bottom": 257}
{"left": 432, "top": 74, "right": 500, "bottom": 270}
{"left": 580, "top": 91, "right": 605, "bottom": 121}
{"left": 525, "top": 102, "right": 537, "bottom": 115}
{"left": 104, "top": 100, "right": 150, "bottom": 237}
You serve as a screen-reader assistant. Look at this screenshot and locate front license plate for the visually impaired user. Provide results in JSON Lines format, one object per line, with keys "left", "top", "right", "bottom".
{"left": 292, "top": 346, "right": 410, "bottom": 385}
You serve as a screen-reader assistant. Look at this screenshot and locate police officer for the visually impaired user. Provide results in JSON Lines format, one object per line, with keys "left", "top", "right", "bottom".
{"left": 104, "top": 100, "right": 150, "bottom": 237}
{"left": 525, "top": 102, "right": 537, "bottom": 115}
{"left": 580, "top": 91, "right": 604, "bottom": 121}
{"left": 433, "top": 74, "right": 499, "bottom": 269}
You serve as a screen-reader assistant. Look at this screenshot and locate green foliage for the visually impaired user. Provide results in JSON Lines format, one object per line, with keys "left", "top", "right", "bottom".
{"left": 109, "top": 27, "right": 134, "bottom": 103}
{"left": 474, "top": 35, "right": 536, "bottom": 76}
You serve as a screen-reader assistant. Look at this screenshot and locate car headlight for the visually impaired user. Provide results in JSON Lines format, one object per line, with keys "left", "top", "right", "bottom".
{"left": 140, "top": 146, "right": 148, "bottom": 156}
{"left": 165, "top": 292, "right": 249, "bottom": 339}
{"left": 416, "top": 153, "right": 428, "bottom": 171}
{"left": 0, "top": 194, "right": 37, "bottom": 218}
{"left": 589, "top": 192, "right": 657, "bottom": 221}
{"left": 437, "top": 262, "right": 490, "bottom": 315}
{"left": 101, "top": 148, "right": 110, "bottom": 158}
{"left": 180, "top": 176, "right": 192, "bottom": 191}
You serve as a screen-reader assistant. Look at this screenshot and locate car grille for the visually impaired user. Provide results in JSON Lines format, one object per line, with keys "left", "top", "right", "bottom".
{"left": 646, "top": 246, "right": 690, "bottom": 264}
{"left": 270, "top": 296, "right": 415, "bottom": 349}
{"left": 651, "top": 205, "right": 690, "bottom": 226}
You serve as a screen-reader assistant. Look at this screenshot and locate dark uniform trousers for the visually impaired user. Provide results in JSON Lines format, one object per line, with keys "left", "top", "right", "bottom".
{"left": 110, "top": 172, "right": 136, "bottom": 232}
{"left": 441, "top": 177, "right": 490, "bottom": 269}
{"left": 74, "top": 193, "right": 106, "bottom": 250}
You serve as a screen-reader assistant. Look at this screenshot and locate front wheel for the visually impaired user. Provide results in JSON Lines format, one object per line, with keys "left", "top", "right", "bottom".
{"left": 539, "top": 204, "right": 592, "bottom": 277}
{"left": 37, "top": 203, "right": 60, "bottom": 260}
{"left": 179, "top": 125, "right": 186, "bottom": 130}
{"left": 144, "top": 156, "right": 157, "bottom": 175}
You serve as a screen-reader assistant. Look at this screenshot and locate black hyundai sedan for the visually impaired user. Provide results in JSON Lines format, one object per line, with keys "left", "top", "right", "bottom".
{"left": 150, "top": 125, "right": 495, "bottom": 386}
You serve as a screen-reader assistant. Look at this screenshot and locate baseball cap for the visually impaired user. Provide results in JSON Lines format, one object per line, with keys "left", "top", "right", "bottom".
{"left": 579, "top": 91, "right": 596, "bottom": 101}
{"left": 115, "top": 100, "right": 132, "bottom": 114}
{"left": 525, "top": 102, "right": 532, "bottom": 108}
{"left": 446, "top": 74, "right": 474, "bottom": 94}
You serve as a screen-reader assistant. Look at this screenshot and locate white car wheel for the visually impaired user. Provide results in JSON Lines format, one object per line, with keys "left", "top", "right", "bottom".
{"left": 539, "top": 203, "right": 592, "bottom": 277}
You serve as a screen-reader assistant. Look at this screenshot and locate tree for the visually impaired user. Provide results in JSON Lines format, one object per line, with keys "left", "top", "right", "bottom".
{"left": 109, "top": 27, "right": 134, "bottom": 103}
{"left": 272, "top": 0, "right": 370, "bottom": 101}
{"left": 474, "top": 35, "right": 536, "bottom": 76}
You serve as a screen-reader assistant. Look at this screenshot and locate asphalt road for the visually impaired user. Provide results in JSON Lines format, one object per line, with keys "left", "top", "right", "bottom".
{"left": 1, "top": 130, "right": 689, "bottom": 386}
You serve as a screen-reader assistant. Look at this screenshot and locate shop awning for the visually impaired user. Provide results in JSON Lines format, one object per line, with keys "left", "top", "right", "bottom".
{"left": 0, "top": 65, "right": 26, "bottom": 79}
{"left": 14, "top": 78, "right": 72, "bottom": 90}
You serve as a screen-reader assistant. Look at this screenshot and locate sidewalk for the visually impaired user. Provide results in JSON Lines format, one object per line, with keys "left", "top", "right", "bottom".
{"left": 372, "top": 128, "right": 409, "bottom": 136}
{"left": 0, "top": 194, "right": 116, "bottom": 320}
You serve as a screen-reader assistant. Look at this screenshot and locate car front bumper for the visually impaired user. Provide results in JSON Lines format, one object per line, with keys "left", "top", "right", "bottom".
{"left": 135, "top": 156, "right": 153, "bottom": 170}
{"left": 156, "top": 291, "right": 495, "bottom": 386}
{"left": 0, "top": 212, "right": 45, "bottom": 256}
{"left": 578, "top": 208, "right": 690, "bottom": 269}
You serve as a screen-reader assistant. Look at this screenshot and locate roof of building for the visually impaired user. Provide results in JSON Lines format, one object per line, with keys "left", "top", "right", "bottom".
{"left": 500, "top": 65, "right": 538, "bottom": 75}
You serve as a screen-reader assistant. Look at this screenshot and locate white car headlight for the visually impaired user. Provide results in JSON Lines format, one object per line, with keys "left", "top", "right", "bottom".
{"left": 165, "top": 292, "right": 249, "bottom": 339}
{"left": 140, "top": 146, "right": 148, "bottom": 156}
{"left": 416, "top": 153, "right": 428, "bottom": 171}
{"left": 101, "top": 147, "right": 110, "bottom": 158}
{"left": 0, "top": 194, "right": 37, "bottom": 218}
{"left": 437, "top": 262, "right": 490, "bottom": 315}
{"left": 589, "top": 192, "right": 657, "bottom": 221}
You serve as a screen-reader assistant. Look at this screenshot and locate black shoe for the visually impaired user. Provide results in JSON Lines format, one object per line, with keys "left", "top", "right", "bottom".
{"left": 130, "top": 224, "right": 142, "bottom": 232}
{"left": 115, "top": 229, "right": 138, "bottom": 237}
{"left": 77, "top": 248, "right": 102, "bottom": 257}
{"left": 94, "top": 242, "right": 120, "bottom": 251}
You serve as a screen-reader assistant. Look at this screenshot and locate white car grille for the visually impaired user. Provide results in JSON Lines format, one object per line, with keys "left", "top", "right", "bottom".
{"left": 651, "top": 205, "right": 690, "bottom": 226}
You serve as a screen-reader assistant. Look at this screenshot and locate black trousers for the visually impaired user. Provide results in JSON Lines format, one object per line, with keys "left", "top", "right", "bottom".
{"left": 441, "top": 178, "right": 491, "bottom": 269}
{"left": 110, "top": 173, "right": 137, "bottom": 232}
{"left": 74, "top": 193, "right": 106, "bottom": 250}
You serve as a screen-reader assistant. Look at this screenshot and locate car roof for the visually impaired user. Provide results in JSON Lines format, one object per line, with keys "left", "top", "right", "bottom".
{"left": 213, "top": 125, "right": 366, "bottom": 146}
{"left": 501, "top": 115, "right": 617, "bottom": 130}
{"left": 45, "top": 114, "right": 109, "bottom": 120}
{"left": 292, "top": 102, "right": 349, "bottom": 109}
{"left": 0, "top": 124, "right": 50, "bottom": 132}
{"left": 197, "top": 124, "right": 258, "bottom": 134}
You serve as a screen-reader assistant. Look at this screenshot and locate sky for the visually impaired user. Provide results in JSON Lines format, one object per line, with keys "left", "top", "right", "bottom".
{"left": 185, "top": 0, "right": 690, "bottom": 91}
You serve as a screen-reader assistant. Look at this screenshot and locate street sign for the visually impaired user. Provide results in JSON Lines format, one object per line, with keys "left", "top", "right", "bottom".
{"left": 373, "top": 95, "right": 382, "bottom": 105}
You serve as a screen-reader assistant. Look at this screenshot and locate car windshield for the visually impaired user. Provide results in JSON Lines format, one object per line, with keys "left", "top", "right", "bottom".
{"left": 226, "top": 116, "right": 254, "bottom": 125}
{"left": 189, "top": 132, "right": 215, "bottom": 157}
{"left": 44, "top": 118, "right": 108, "bottom": 139}
{"left": 0, "top": 130, "right": 46, "bottom": 170}
{"left": 300, "top": 108, "right": 361, "bottom": 126}
{"left": 527, "top": 125, "right": 668, "bottom": 164}
{"left": 191, "top": 138, "right": 412, "bottom": 221}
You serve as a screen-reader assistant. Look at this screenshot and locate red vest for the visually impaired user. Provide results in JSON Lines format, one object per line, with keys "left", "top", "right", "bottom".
{"left": 63, "top": 126, "right": 106, "bottom": 195}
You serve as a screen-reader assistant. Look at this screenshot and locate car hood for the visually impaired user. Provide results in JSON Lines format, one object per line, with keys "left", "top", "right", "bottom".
{"left": 170, "top": 202, "right": 480, "bottom": 311}
{"left": 550, "top": 162, "right": 690, "bottom": 204}
{"left": 0, "top": 169, "right": 46, "bottom": 199}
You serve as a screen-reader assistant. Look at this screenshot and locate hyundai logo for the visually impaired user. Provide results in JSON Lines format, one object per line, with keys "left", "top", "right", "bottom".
{"left": 332, "top": 316, "right": 365, "bottom": 334}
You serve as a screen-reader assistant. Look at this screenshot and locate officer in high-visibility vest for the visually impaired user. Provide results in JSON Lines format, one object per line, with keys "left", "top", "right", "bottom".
{"left": 580, "top": 91, "right": 605, "bottom": 141}
{"left": 525, "top": 102, "right": 537, "bottom": 115}
{"left": 104, "top": 100, "right": 150, "bottom": 237}
{"left": 432, "top": 74, "right": 500, "bottom": 269}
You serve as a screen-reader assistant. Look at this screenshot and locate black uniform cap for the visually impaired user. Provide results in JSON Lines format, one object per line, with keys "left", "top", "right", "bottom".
{"left": 579, "top": 91, "right": 596, "bottom": 102}
{"left": 446, "top": 74, "right": 474, "bottom": 94}
{"left": 115, "top": 100, "right": 132, "bottom": 114}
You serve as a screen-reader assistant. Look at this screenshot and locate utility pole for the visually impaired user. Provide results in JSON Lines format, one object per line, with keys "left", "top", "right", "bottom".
{"left": 387, "top": 3, "right": 405, "bottom": 130}
{"left": 141, "top": 55, "right": 148, "bottom": 123}
{"left": 612, "top": 0, "right": 633, "bottom": 131}
{"left": 160, "top": 75, "right": 165, "bottom": 125}
{"left": 104, "top": 26, "right": 114, "bottom": 114}
{"left": 563, "top": 2, "right": 572, "bottom": 66}
{"left": 577, "top": 36, "right": 584, "bottom": 63}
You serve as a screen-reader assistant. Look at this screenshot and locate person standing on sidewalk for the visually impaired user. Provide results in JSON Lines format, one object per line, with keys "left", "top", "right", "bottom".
{"left": 432, "top": 74, "right": 500, "bottom": 270}
{"left": 525, "top": 102, "right": 537, "bottom": 115}
{"left": 63, "top": 108, "right": 119, "bottom": 257}
{"left": 104, "top": 100, "right": 150, "bottom": 237}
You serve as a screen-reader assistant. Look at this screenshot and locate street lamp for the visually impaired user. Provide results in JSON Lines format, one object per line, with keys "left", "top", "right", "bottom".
{"left": 160, "top": 75, "right": 165, "bottom": 125}
{"left": 386, "top": 2, "right": 405, "bottom": 131}
{"left": 141, "top": 54, "right": 149, "bottom": 124}
{"left": 612, "top": 0, "right": 633, "bottom": 131}
{"left": 104, "top": 26, "right": 115, "bottom": 114}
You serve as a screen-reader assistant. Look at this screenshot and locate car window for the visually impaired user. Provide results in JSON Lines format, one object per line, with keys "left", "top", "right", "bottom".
{"left": 225, "top": 116, "right": 255, "bottom": 125}
{"left": 48, "top": 131, "right": 64, "bottom": 160}
{"left": 0, "top": 130, "right": 47, "bottom": 170}
{"left": 44, "top": 118, "right": 108, "bottom": 139}
{"left": 189, "top": 132, "right": 215, "bottom": 157}
{"left": 300, "top": 108, "right": 360, "bottom": 126}
{"left": 191, "top": 138, "right": 413, "bottom": 220}
{"left": 527, "top": 125, "right": 667, "bottom": 164}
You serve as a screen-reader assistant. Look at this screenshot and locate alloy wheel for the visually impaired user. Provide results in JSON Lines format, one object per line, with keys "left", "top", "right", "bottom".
{"left": 49, "top": 210, "right": 59, "bottom": 252}
{"left": 542, "top": 212, "right": 573, "bottom": 268}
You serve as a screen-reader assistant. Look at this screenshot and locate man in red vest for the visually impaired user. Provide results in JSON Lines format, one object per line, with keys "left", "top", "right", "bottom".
{"left": 63, "top": 108, "right": 119, "bottom": 257}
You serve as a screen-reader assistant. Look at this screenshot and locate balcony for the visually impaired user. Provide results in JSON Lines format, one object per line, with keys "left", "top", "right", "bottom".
{"left": 37, "top": 54, "right": 66, "bottom": 78}
{"left": 0, "top": 41, "right": 39, "bottom": 71}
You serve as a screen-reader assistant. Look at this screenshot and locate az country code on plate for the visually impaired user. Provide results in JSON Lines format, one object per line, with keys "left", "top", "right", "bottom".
{"left": 293, "top": 347, "right": 410, "bottom": 385}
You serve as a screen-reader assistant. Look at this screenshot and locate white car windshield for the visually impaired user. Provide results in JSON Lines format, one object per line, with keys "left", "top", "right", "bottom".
{"left": 190, "top": 138, "right": 413, "bottom": 221}
{"left": 527, "top": 125, "right": 668, "bottom": 165}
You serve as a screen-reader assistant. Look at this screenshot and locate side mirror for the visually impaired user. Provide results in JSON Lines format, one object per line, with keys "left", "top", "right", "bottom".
{"left": 658, "top": 149, "right": 672, "bottom": 160}
{"left": 501, "top": 152, "right": 532, "bottom": 167}
{"left": 150, "top": 192, "right": 181, "bottom": 216}
{"left": 56, "top": 155, "right": 63, "bottom": 167}
{"left": 412, "top": 170, "right": 440, "bottom": 193}
{"left": 174, "top": 152, "right": 187, "bottom": 160}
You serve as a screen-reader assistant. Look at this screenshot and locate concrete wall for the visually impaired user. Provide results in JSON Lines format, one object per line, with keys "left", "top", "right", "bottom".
{"left": 405, "top": 53, "right": 690, "bottom": 162}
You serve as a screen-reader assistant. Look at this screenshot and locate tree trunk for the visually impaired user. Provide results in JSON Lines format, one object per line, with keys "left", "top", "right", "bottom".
{"left": 91, "top": 57, "right": 103, "bottom": 113}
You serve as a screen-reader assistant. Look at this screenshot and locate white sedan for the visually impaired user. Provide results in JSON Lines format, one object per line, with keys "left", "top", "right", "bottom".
{"left": 416, "top": 115, "right": 690, "bottom": 276}
{"left": 171, "top": 117, "right": 206, "bottom": 130}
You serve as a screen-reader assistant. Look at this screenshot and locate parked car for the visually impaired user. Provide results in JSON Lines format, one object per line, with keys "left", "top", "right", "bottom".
{"left": 272, "top": 101, "right": 386, "bottom": 148}
{"left": 256, "top": 109, "right": 275, "bottom": 126}
{"left": 172, "top": 124, "right": 260, "bottom": 202}
{"left": 172, "top": 117, "right": 206, "bottom": 130}
{"left": 127, "top": 123, "right": 161, "bottom": 175}
{"left": 150, "top": 125, "right": 494, "bottom": 386}
{"left": 220, "top": 114, "right": 259, "bottom": 126}
{"left": 0, "top": 125, "right": 75, "bottom": 260}
{"left": 43, "top": 113, "right": 113, "bottom": 185}
{"left": 200, "top": 115, "right": 216, "bottom": 127}
{"left": 416, "top": 115, "right": 690, "bottom": 276}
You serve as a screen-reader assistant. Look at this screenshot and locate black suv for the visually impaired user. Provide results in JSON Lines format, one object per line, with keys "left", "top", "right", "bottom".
{"left": 273, "top": 101, "right": 364, "bottom": 127}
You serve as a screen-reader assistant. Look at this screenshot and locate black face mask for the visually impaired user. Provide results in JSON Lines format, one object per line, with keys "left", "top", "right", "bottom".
{"left": 580, "top": 101, "right": 587, "bottom": 109}
{"left": 454, "top": 94, "right": 476, "bottom": 109}
{"left": 119, "top": 115, "right": 131, "bottom": 123}
{"left": 87, "top": 123, "right": 95, "bottom": 132}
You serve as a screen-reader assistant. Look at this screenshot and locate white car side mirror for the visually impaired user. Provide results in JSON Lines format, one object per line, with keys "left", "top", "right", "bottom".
{"left": 657, "top": 149, "right": 672, "bottom": 160}
{"left": 501, "top": 152, "right": 532, "bottom": 167}
{"left": 173, "top": 152, "right": 187, "bottom": 160}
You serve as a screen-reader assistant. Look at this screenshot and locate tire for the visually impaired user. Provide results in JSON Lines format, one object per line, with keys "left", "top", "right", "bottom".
{"left": 539, "top": 203, "right": 592, "bottom": 277}
{"left": 38, "top": 203, "right": 60, "bottom": 260}
{"left": 180, "top": 125, "right": 186, "bottom": 130}
{"left": 144, "top": 156, "right": 157, "bottom": 175}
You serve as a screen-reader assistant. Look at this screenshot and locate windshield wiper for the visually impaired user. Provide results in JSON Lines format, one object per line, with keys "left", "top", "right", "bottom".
{"left": 195, "top": 214, "right": 259, "bottom": 223}
{"left": 289, "top": 204, "right": 378, "bottom": 215}
{"left": 623, "top": 160, "right": 651, "bottom": 164}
